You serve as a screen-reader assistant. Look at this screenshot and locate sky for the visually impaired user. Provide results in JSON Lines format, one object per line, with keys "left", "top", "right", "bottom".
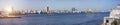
{"left": 0, "top": 0, "right": 120, "bottom": 12}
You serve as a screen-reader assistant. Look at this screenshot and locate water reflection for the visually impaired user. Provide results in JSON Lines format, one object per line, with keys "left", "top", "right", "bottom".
{"left": 0, "top": 18, "right": 27, "bottom": 25}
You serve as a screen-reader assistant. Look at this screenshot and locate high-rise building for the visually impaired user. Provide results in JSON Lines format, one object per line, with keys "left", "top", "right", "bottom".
{"left": 47, "top": 6, "right": 49, "bottom": 12}
{"left": 71, "top": 8, "right": 78, "bottom": 12}
{"left": 72, "top": 8, "right": 76, "bottom": 11}
{"left": 71, "top": 8, "right": 80, "bottom": 13}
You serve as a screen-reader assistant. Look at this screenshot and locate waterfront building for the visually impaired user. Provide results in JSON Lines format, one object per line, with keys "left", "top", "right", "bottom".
{"left": 72, "top": 8, "right": 76, "bottom": 12}
{"left": 84, "top": 8, "right": 94, "bottom": 13}
{"left": 40, "top": 6, "right": 51, "bottom": 14}
{"left": 0, "top": 6, "right": 22, "bottom": 17}
{"left": 103, "top": 3, "right": 120, "bottom": 25}
{"left": 47, "top": 6, "right": 49, "bottom": 12}
{"left": 71, "top": 8, "right": 80, "bottom": 13}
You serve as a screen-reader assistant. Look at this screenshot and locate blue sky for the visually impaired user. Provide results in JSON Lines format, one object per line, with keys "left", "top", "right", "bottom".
{"left": 0, "top": 0, "right": 120, "bottom": 12}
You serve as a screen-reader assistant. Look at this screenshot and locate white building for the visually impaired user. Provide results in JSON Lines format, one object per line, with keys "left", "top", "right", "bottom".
{"left": 104, "top": 3, "right": 120, "bottom": 25}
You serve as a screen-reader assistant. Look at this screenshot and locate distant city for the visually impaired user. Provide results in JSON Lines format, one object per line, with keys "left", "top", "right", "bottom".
{"left": 0, "top": 0, "right": 119, "bottom": 25}
{"left": 8, "top": 6, "right": 107, "bottom": 14}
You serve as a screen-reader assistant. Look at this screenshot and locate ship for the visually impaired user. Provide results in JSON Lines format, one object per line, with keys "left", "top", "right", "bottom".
{"left": 103, "top": 3, "right": 120, "bottom": 25}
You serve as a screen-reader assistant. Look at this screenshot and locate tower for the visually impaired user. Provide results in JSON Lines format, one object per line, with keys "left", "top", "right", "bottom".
{"left": 47, "top": 6, "right": 49, "bottom": 12}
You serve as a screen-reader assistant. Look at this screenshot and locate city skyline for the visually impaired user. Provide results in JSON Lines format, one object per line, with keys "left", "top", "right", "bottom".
{"left": 0, "top": 0, "right": 120, "bottom": 12}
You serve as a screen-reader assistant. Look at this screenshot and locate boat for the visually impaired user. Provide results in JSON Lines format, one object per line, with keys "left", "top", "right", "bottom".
{"left": 103, "top": 3, "right": 120, "bottom": 25}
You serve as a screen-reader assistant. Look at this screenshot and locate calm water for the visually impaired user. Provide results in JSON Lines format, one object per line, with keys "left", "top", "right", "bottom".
{"left": 0, "top": 13, "right": 109, "bottom": 25}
